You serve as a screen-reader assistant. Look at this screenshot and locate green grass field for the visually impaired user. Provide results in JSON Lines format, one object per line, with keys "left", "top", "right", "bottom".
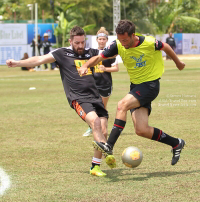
{"left": 0, "top": 60, "right": 200, "bottom": 202}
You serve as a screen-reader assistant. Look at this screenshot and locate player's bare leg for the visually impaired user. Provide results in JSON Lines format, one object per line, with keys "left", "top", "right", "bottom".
{"left": 131, "top": 107, "right": 153, "bottom": 139}
{"left": 85, "top": 112, "right": 107, "bottom": 176}
{"left": 93, "top": 94, "right": 140, "bottom": 167}
{"left": 101, "top": 96, "right": 109, "bottom": 110}
{"left": 93, "top": 94, "right": 139, "bottom": 154}
{"left": 85, "top": 111, "right": 107, "bottom": 143}
{"left": 115, "top": 93, "right": 140, "bottom": 121}
{"left": 131, "top": 107, "right": 185, "bottom": 165}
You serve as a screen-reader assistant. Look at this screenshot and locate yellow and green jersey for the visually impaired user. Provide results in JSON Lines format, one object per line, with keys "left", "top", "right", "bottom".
{"left": 101, "top": 35, "right": 164, "bottom": 84}
{"left": 116, "top": 36, "right": 164, "bottom": 84}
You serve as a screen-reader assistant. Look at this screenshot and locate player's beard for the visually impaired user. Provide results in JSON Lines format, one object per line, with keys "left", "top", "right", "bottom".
{"left": 72, "top": 45, "right": 85, "bottom": 55}
{"left": 125, "top": 38, "right": 134, "bottom": 49}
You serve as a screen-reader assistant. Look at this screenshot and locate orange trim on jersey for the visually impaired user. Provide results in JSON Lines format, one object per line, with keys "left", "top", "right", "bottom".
{"left": 72, "top": 100, "right": 86, "bottom": 121}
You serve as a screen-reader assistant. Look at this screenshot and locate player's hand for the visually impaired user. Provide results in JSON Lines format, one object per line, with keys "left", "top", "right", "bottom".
{"left": 176, "top": 61, "right": 185, "bottom": 70}
{"left": 99, "top": 65, "right": 106, "bottom": 71}
{"left": 6, "top": 59, "right": 19, "bottom": 68}
{"left": 78, "top": 65, "right": 88, "bottom": 76}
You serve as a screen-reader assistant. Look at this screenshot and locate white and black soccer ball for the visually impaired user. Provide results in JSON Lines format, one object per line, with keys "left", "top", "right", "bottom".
{"left": 121, "top": 146, "right": 143, "bottom": 168}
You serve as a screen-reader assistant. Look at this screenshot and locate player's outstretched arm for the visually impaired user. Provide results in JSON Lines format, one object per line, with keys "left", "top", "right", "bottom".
{"left": 162, "top": 42, "right": 185, "bottom": 70}
{"left": 6, "top": 54, "right": 55, "bottom": 68}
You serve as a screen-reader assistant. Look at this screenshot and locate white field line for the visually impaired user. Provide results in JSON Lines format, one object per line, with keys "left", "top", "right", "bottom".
{"left": 0, "top": 167, "right": 11, "bottom": 196}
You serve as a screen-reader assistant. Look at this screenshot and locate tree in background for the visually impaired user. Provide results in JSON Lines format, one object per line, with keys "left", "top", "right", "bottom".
{"left": 148, "top": 0, "right": 200, "bottom": 34}
{"left": 0, "top": 0, "right": 200, "bottom": 35}
{"left": 121, "top": 0, "right": 157, "bottom": 35}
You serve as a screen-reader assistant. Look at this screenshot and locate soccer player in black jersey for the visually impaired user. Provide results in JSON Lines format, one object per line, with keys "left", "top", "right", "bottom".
{"left": 83, "top": 27, "right": 119, "bottom": 137}
{"left": 6, "top": 26, "right": 116, "bottom": 177}
{"left": 79, "top": 20, "right": 186, "bottom": 168}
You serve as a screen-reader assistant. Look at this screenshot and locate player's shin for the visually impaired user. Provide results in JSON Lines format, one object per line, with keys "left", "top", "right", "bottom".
{"left": 151, "top": 127, "right": 179, "bottom": 147}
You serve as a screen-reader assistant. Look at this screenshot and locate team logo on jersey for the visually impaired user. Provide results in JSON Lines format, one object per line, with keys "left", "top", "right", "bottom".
{"left": 80, "top": 111, "right": 83, "bottom": 117}
{"left": 85, "top": 54, "right": 90, "bottom": 57}
{"left": 130, "top": 54, "right": 146, "bottom": 68}
{"left": 74, "top": 59, "right": 92, "bottom": 76}
{"left": 66, "top": 53, "right": 75, "bottom": 57}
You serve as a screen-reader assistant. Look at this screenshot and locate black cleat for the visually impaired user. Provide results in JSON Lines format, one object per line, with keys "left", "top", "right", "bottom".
{"left": 93, "top": 141, "right": 113, "bottom": 157}
{"left": 171, "top": 139, "right": 185, "bottom": 165}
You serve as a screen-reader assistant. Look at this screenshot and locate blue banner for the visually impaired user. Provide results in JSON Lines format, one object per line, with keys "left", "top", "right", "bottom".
{"left": 27, "top": 23, "right": 58, "bottom": 44}
{"left": 174, "top": 33, "right": 183, "bottom": 54}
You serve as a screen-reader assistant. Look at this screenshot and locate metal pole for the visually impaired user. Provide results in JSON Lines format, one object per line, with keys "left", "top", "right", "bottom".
{"left": 113, "top": 0, "right": 121, "bottom": 35}
{"left": 35, "top": 3, "right": 39, "bottom": 70}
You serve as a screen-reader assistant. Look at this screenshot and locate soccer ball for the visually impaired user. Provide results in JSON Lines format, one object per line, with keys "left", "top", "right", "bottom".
{"left": 121, "top": 146, "right": 143, "bottom": 168}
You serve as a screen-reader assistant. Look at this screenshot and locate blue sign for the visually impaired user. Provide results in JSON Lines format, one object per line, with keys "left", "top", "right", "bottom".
{"left": 27, "top": 23, "right": 58, "bottom": 44}
{"left": 174, "top": 33, "right": 182, "bottom": 54}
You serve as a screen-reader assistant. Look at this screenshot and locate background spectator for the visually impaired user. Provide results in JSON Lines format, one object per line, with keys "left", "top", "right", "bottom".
{"left": 166, "top": 32, "right": 176, "bottom": 60}
{"left": 42, "top": 33, "right": 56, "bottom": 70}
{"left": 30, "top": 35, "right": 42, "bottom": 57}
{"left": 21, "top": 53, "right": 34, "bottom": 72}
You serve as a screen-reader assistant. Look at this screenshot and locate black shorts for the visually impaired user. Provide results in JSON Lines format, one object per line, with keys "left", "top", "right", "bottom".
{"left": 129, "top": 79, "right": 160, "bottom": 115}
{"left": 72, "top": 100, "right": 108, "bottom": 121}
{"left": 97, "top": 86, "right": 112, "bottom": 98}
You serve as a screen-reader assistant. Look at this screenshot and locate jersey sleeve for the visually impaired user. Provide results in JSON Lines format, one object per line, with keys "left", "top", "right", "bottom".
{"left": 101, "top": 40, "right": 118, "bottom": 58}
{"left": 50, "top": 48, "right": 63, "bottom": 61}
{"left": 155, "top": 40, "right": 164, "bottom": 50}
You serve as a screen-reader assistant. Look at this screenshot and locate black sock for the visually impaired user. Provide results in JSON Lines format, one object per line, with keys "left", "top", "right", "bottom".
{"left": 107, "top": 119, "right": 126, "bottom": 148}
{"left": 91, "top": 163, "right": 99, "bottom": 169}
{"left": 152, "top": 128, "right": 179, "bottom": 147}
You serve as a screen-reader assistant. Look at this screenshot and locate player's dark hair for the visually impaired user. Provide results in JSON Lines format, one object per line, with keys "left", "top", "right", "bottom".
{"left": 70, "top": 26, "right": 85, "bottom": 39}
{"left": 116, "top": 20, "right": 135, "bottom": 36}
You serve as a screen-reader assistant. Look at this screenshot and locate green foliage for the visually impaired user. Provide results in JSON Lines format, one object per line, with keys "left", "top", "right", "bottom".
{"left": 52, "top": 12, "right": 77, "bottom": 48}
{"left": 148, "top": 0, "right": 200, "bottom": 34}
{"left": 52, "top": 2, "right": 97, "bottom": 48}
{"left": 0, "top": 0, "right": 200, "bottom": 36}
{"left": 122, "top": 0, "right": 155, "bottom": 34}
{"left": 174, "top": 16, "right": 200, "bottom": 33}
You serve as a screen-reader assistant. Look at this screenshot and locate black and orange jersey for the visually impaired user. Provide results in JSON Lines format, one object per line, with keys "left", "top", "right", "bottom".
{"left": 50, "top": 47, "right": 102, "bottom": 107}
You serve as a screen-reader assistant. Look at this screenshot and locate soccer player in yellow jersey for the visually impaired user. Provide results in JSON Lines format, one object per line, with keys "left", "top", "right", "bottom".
{"left": 79, "top": 20, "right": 186, "bottom": 167}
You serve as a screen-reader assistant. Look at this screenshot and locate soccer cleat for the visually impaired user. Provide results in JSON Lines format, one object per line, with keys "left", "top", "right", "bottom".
{"left": 90, "top": 165, "right": 106, "bottom": 177}
{"left": 83, "top": 128, "right": 92, "bottom": 137}
{"left": 171, "top": 138, "right": 185, "bottom": 165}
{"left": 92, "top": 141, "right": 113, "bottom": 157}
{"left": 106, "top": 155, "right": 116, "bottom": 169}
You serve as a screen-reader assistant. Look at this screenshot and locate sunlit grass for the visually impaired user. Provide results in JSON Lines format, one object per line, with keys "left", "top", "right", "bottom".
{"left": 0, "top": 59, "right": 200, "bottom": 201}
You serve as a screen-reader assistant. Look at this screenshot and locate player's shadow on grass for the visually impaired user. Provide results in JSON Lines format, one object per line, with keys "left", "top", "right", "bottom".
{"left": 104, "top": 168, "right": 200, "bottom": 182}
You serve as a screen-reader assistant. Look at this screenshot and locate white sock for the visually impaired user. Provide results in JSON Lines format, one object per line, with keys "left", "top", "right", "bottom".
{"left": 92, "top": 157, "right": 101, "bottom": 166}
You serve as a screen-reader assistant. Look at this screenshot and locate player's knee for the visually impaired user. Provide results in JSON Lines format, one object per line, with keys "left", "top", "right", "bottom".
{"left": 93, "top": 117, "right": 101, "bottom": 126}
{"left": 90, "top": 117, "right": 101, "bottom": 129}
{"left": 135, "top": 127, "right": 146, "bottom": 137}
{"left": 117, "top": 100, "right": 128, "bottom": 112}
